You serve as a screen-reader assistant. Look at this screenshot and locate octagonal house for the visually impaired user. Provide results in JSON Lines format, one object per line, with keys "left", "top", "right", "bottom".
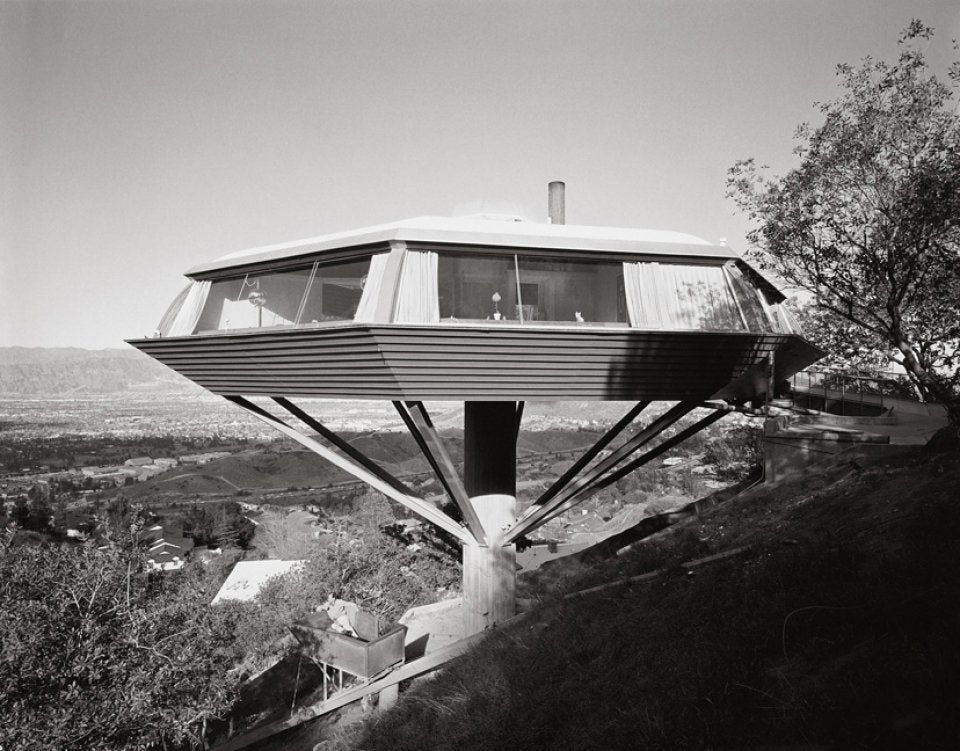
{"left": 130, "top": 213, "right": 822, "bottom": 634}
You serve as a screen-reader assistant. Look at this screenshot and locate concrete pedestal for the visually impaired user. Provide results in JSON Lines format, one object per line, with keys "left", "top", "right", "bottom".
{"left": 462, "top": 494, "right": 517, "bottom": 634}
{"left": 377, "top": 683, "right": 398, "bottom": 711}
{"left": 462, "top": 401, "right": 519, "bottom": 635}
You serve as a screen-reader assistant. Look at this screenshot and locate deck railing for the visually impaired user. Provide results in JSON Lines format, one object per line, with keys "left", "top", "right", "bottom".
{"left": 787, "top": 368, "right": 919, "bottom": 415}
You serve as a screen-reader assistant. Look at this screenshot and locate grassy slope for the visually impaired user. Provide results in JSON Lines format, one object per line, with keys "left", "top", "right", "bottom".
{"left": 354, "top": 444, "right": 960, "bottom": 751}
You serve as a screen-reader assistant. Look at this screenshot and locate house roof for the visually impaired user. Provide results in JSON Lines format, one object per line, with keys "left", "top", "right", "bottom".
{"left": 211, "top": 559, "right": 305, "bottom": 604}
{"left": 186, "top": 215, "right": 738, "bottom": 276}
{"left": 143, "top": 522, "right": 184, "bottom": 545}
{"left": 148, "top": 537, "right": 191, "bottom": 551}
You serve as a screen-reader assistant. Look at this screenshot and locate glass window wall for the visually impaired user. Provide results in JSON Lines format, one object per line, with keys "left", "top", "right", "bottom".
{"left": 624, "top": 262, "right": 745, "bottom": 330}
{"left": 438, "top": 254, "right": 518, "bottom": 322}
{"left": 192, "top": 255, "right": 376, "bottom": 334}
{"left": 515, "top": 257, "right": 627, "bottom": 325}
{"left": 724, "top": 264, "right": 773, "bottom": 332}
{"left": 437, "top": 253, "right": 628, "bottom": 326}
{"left": 299, "top": 258, "right": 371, "bottom": 325}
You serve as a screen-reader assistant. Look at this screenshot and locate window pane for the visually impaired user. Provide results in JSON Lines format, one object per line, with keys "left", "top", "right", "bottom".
{"left": 624, "top": 263, "right": 745, "bottom": 330}
{"left": 438, "top": 254, "right": 518, "bottom": 321}
{"left": 516, "top": 257, "right": 628, "bottom": 325}
{"left": 759, "top": 288, "right": 791, "bottom": 333}
{"left": 664, "top": 264, "right": 743, "bottom": 330}
{"left": 195, "top": 268, "right": 312, "bottom": 332}
{"left": 725, "top": 264, "right": 772, "bottom": 332}
{"left": 298, "top": 258, "right": 371, "bottom": 325}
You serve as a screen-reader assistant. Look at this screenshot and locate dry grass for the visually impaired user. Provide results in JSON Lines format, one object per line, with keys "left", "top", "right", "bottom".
{"left": 352, "top": 445, "right": 960, "bottom": 750}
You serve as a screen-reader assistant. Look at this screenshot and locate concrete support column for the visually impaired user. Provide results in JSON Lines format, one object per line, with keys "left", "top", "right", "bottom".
{"left": 462, "top": 494, "right": 516, "bottom": 634}
{"left": 462, "top": 401, "right": 518, "bottom": 635}
{"left": 377, "top": 683, "right": 399, "bottom": 711}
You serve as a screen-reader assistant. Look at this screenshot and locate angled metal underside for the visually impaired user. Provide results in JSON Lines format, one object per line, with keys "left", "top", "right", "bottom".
{"left": 129, "top": 326, "right": 821, "bottom": 400}
{"left": 225, "top": 396, "right": 473, "bottom": 544}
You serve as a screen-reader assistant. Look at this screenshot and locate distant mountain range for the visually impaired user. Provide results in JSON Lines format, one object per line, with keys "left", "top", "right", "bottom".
{"left": 0, "top": 347, "right": 197, "bottom": 396}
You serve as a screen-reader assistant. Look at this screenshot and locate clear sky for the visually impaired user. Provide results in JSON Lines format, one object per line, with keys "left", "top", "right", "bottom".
{"left": 2, "top": 0, "right": 958, "bottom": 349}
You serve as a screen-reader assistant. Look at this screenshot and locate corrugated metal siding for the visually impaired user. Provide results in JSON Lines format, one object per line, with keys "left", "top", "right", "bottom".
{"left": 130, "top": 325, "right": 822, "bottom": 401}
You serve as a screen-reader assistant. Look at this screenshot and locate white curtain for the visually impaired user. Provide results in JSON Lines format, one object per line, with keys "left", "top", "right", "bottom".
{"left": 667, "top": 264, "right": 743, "bottom": 329}
{"left": 353, "top": 253, "right": 389, "bottom": 323}
{"left": 623, "top": 262, "right": 743, "bottom": 330}
{"left": 167, "top": 280, "right": 211, "bottom": 337}
{"left": 623, "top": 262, "right": 664, "bottom": 328}
{"left": 156, "top": 284, "right": 191, "bottom": 336}
{"left": 393, "top": 250, "right": 440, "bottom": 324}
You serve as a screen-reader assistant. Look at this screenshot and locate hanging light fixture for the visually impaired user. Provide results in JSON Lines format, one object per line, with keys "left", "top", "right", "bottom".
{"left": 246, "top": 279, "right": 266, "bottom": 327}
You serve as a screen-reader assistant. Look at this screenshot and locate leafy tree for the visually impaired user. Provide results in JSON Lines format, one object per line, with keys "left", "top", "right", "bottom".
{"left": 12, "top": 496, "right": 30, "bottom": 528}
{"left": 184, "top": 504, "right": 217, "bottom": 547}
{"left": 0, "top": 533, "right": 249, "bottom": 750}
{"left": 728, "top": 21, "right": 960, "bottom": 425}
{"left": 184, "top": 503, "right": 257, "bottom": 550}
{"left": 27, "top": 495, "right": 53, "bottom": 532}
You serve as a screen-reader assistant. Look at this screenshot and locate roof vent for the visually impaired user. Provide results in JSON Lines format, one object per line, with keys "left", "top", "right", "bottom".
{"left": 548, "top": 181, "right": 565, "bottom": 225}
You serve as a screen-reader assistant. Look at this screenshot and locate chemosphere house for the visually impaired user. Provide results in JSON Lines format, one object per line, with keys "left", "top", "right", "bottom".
{"left": 129, "top": 187, "right": 822, "bottom": 635}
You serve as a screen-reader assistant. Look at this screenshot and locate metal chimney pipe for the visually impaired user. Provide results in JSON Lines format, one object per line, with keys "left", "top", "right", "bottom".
{"left": 548, "top": 181, "right": 565, "bottom": 225}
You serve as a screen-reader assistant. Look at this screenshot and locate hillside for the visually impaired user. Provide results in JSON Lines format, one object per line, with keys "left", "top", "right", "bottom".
{"left": 0, "top": 346, "right": 195, "bottom": 395}
{"left": 348, "top": 440, "right": 960, "bottom": 750}
{"left": 115, "top": 429, "right": 612, "bottom": 500}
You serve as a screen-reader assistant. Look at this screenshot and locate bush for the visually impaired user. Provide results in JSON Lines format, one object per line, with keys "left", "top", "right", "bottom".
{"left": 702, "top": 424, "right": 763, "bottom": 480}
{"left": 0, "top": 533, "right": 248, "bottom": 750}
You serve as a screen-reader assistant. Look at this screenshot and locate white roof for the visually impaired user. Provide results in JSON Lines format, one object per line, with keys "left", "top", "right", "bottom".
{"left": 187, "top": 215, "right": 736, "bottom": 275}
{"left": 210, "top": 559, "right": 304, "bottom": 604}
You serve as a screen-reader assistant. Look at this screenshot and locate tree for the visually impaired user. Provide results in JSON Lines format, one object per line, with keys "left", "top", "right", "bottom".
{"left": 12, "top": 496, "right": 30, "bottom": 528}
{"left": 0, "top": 534, "right": 249, "bottom": 750}
{"left": 728, "top": 21, "right": 960, "bottom": 426}
{"left": 184, "top": 503, "right": 257, "bottom": 550}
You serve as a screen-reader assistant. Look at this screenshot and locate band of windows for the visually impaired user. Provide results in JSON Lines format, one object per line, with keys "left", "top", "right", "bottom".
{"left": 155, "top": 250, "right": 793, "bottom": 337}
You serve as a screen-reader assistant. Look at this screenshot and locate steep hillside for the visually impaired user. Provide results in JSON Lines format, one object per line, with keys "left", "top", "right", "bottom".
{"left": 0, "top": 346, "right": 194, "bottom": 395}
{"left": 354, "top": 441, "right": 960, "bottom": 750}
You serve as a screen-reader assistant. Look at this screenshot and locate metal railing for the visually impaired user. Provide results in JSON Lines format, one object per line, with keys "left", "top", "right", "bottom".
{"left": 787, "top": 367, "right": 919, "bottom": 416}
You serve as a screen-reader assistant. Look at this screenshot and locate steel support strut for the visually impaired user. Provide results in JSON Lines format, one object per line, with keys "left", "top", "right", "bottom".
{"left": 502, "top": 401, "right": 700, "bottom": 544}
{"left": 540, "top": 408, "right": 727, "bottom": 526}
{"left": 273, "top": 397, "right": 414, "bottom": 496}
{"left": 393, "top": 401, "right": 488, "bottom": 544}
{"left": 225, "top": 396, "right": 473, "bottom": 544}
{"left": 535, "top": 401, "right": 651, "bottom": 511}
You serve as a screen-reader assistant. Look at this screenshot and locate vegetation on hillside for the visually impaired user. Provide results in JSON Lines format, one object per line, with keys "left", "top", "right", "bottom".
{"left": 233, "top": 494, "right": 460, "bottom": 670}
{"left": 0, "top": 482, "right": 459, "bottom": 750}
{"left": 352, "top": 442, "right": 960, "bottom": 750}
{"left": 0, "top": 525, "right": 248, "bottom": 750}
